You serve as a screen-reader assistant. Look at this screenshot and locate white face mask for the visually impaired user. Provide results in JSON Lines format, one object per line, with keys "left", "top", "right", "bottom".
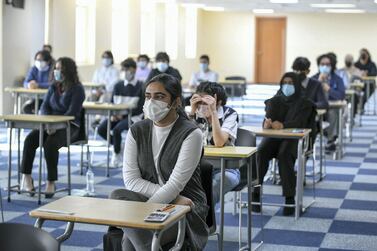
{"left": 120, "top": 71, "right": 126, "bottom": 80}
{"left": 156, "top": 62, "right": 168, "bottom": 73}
{"left": 196, "top": 104, "right": 210, "bottom": 118}
{"left": 35, "top": 60, "right": 48, "bottom": 71}
{"left": 143, "top": 99, "right": 171, "bottom": 122}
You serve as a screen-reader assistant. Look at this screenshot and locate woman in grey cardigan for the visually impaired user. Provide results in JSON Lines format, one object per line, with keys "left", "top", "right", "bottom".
{"left": 110, "top": 74, "right": 209, "bottom": 251}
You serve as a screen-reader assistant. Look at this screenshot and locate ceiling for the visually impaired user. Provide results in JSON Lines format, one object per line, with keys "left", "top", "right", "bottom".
{"left": 175, "top": 0, "right": 377, "bottom": 13}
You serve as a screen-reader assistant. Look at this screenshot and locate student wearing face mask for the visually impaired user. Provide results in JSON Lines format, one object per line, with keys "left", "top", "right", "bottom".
{"left": 20, "top": 57, "right": 85, "bottom": 198}
{"left": 22, "top": 50, "right": 54, "bottom": 114}
{"left": 97, "top": 58, "right": 144, "bottom": 167}
{"left": 254, "top": 72, "right": 315, "bottom": 216}
{"left": 135, "top": 54, "right": 151, "bottom": 83}
{"left": 355, "top": 48, "right": 377, "bottom": 106}
{"left": 189, "top": 55, "right": 219, "bottom": 88}
{"left": 91, "top": 50, "right": 120, "bottom": 102}
{"left": 107, "top": 74, "right": 208, "bottom": 250}
{"left": 189, "top": 81, "right": 239, "bottom": 204}
{"left": 145, "top": 52, "right": 182, "bottom": 84}
{"left": 312, "top": 53, "right": 345, "bottom": 152}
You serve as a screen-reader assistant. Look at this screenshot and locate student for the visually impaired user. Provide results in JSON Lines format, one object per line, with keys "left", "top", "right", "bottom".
{"left": 109, "top": 74, "right": 208, "bottom": 250}
{"left": 189, "top": 55, "right": 219, "bottom": 88}
{"left": 20, "top": 57, "right": 86, "bottom": 197}
{"left": 312, "top": 53, "right": 345, "bottom": 152}
{"left": 254, "top": 72, "right": 315, "bottom": 216}
{"left": 145, "top": 52, "right": 182, "bottom": 84}
{"left": 189, "top": 81, "right": 239, "bottom": 204}
{"left": 42, "top": 44, "right": 53, "bottom": 54}
{"left": 355, "top": 48, "right": 377, "bottom": 106}
{"left": 97, "top": 58, "right": 144, "bottom": 167}
{"left": 292, "top": 57, "right": 329, "bottom": 109}
{"left": 22, "top": 50, "right": 54, "bottom": 114}
{"left": 135, "top": 54, "right": 151, "bottom": 83}
{"left": 91, "top": 50, "right": 120, "bottom": 102}
{"left": 336, "top": 54, "right": 363, "bottom": 89}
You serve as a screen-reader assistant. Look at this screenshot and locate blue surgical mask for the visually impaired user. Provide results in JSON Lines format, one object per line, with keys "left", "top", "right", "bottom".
{"left": 54, "top": 69, "right": 62, "bottom": 81}
{"left": 200, "top": 63, "right": 209, "bottom": 72}
{"left": 156, "top": 62, "right": 168, "bottom": 72}
{"left": 319, "top": 65, "right": 331, "bottom": 74}
{"left": 102, "top": 58, "right": 112, "bottom": 67}
{"left": 281, "top": 84, "right": 295, "bottom": 97}
{"left": 137, "top": 61, "right": 147, "bottom": 69}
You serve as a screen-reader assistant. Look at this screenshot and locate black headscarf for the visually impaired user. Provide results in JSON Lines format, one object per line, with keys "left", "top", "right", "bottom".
{"left": 278, "top": 72, "right": 301, "bottom": 102}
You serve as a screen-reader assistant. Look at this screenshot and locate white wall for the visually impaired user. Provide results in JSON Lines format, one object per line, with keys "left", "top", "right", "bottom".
{"left": 1, "top": 0, "right": 45, "bottom": 114}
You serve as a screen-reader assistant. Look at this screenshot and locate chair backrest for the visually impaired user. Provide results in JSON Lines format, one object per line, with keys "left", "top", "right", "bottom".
{"left": 0, "top": 223, "right": 60, "bottom": 251}
{"left": 199, "top": 160, "right": 216, "bottom": 235}
{"left": 73, "top": 108, "right": 87, "bottom": 144}
{"left": 225, "top": 76, "right": 246, "bottom": 83}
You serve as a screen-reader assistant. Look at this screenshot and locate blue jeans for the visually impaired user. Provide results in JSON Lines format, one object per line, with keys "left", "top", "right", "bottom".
{"left": 212, "top": 169, "right": 241, "bottom": 204}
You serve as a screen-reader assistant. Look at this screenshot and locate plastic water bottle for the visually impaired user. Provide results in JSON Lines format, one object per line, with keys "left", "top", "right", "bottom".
{"left": 86, "top": 168, "right": 95, "bottom": 194}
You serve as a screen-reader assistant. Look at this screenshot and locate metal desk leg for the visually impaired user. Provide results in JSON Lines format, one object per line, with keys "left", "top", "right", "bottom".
{"left": 38, "top": 124, "right": 44, "bottom": 205}
{"left": 247, "top": 156, "right": 253, "bottom": 250}
{"left": 7, "top": 125, "right": 13, "bottom": 202}
{"left": 34, "top": 218, "right": 45, "bottom": 228}
{"left": 106, "top": 110, "right": 111, "bottom": 177}
{"left": 169, "top": 217, "right": 186, "bottom": 251}
{"left": 18, "top": 128, "right": 21, "bottom": 186}
{"left": 151, "top": 230, "right": 163, "bottom": 251}
{"left": 295, "top": 138, "right": 304, "bottom": 220}
{"left": 35, "top": 95, "right": 39, "bottom": 114}
{"left": 56, "top": 222, "right": 75, "bottom": 243}
{"left": 366, "top": 81, "right": 370, "bottom": 114}
{"left": 337, "top": 108, "right": 344, "bottom": 160}
{"left": 374, "top": 81, "right": 376, "bottom": 115}
{"left": 319, "top": 115, "right": 324, "bottom": 181}
{"left": 66, "top": 122, "right": 71, "bottom": 195}
{"left": 219, "top": 157, "right": 225, "bottom": 251}
{"left": 350, "top": 94, "right": 354, "bottom": 141}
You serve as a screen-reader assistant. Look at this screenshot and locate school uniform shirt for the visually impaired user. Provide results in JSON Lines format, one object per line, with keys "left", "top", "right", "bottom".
{"left": 355, "top": 60, "right": 377, "bottom": 76}
{"left": 336, "top": 67, "right": 363, "bottom": 88}
{"left": 92, "top": 65, "right": 120, "bottom": 93}
{"left": 189, "top": 70, "right": 219, "bottom": 87}
{"left": 40, "top": 82, "right": 86, "bottom": 126}
{"left": 312, "top": 72, "right": 345, "bottom": 101}
{"left": 145, "top": 66, "right": 182, "bottom": 84}
{"left": 111, "top": 79, "right": 144, "bottom": 118}
{"left": 135, "top": 66, "right": 151, "bottom": 83}
{"left": 23, "top": 65, "right": 53, "bottom": 89}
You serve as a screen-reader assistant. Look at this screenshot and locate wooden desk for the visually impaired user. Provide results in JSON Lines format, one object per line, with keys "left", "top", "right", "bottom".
{"left": 329, "top": 101, "right": 347, "bottom": 160}
{"left": 350, "top": 82, "right": 364, "bottom": 89}
{"left": 0, "top": 114, "right": 74, "bottom": 204}
{"left": 83, "top": 102, "right": 133, "bottom": 177}
{"left": 4, "top": 87, "right": 48, "bottom": 114}
{"left": 361, "top": 76, "right": 376, "bottom": 115}
{"left": 82, "top": 82, "right": 106, "bottom": 89}
{"left": 30, "top": 196, "right": 190, "bottom": 250}
{"left": 204, "top": 146, "right": 258, "bottom": 251}
{"left": 241, "top": 127, "right": 313, "bottom": 220}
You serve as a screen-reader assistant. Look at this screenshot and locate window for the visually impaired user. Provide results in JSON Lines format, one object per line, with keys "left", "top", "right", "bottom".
{"left": 112, "top": 0, "right": 128, "bottom": 63}
{"left": 185, "top": 5, "right": 198, "bottom": 59}
{"left": 75, "top": 0, "right": 96, "bottom": 65}
{"left": 165, "top": 1, "right": 178, "bottom": 60}
{"left": 140, "top": 0, "right": 156, "bottom": 57}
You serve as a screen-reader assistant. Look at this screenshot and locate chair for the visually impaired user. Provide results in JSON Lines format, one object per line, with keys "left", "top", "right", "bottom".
{"left": 225, "top": 76, "right": 247, "bottom": 122}
{"left": 71, "top": 108, "right": 90, "bottom": 175}
{"left": 232, "top": 128, "right": 262, "bottom": 248}
{"left": 0, "top": 223, "right": 60, "bottom": 251}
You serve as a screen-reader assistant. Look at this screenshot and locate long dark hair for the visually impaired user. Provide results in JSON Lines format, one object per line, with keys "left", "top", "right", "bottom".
{"left": 196, "top": 81, "right": 227, "bottom": 106}
{"left": 145, "top": 73, "right": 187, "bottom": 119}
{"left": 55, "top": 57, "right": 80, "bottom": 90}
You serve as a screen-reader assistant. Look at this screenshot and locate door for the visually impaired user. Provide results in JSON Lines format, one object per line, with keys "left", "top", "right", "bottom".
{"left": 255, "top": 17, "right": 286, "bottom": 84}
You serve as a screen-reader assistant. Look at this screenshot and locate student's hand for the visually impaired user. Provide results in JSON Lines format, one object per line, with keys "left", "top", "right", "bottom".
{"left": 319, "top": 73, "right": 328, "bottom": 83}
{"left": 322, "top": 83, "right": 330, "bottom": 93}
{"left": 190, "top": 94, "right": 202, "bottom": 115}
{"left": 201, "top": 94, "right": 217, "bottom": 115}
{"left": 28, "top": 81, "right": 39, "bottom": 89}
{"left": 173, "top": 195, "right": 194, "bottom": 207}
{"left": 361, "top": 70, "right": 368, "bottom": 77}
{"left": 263, "top": 118, "right": 272, "bottom": 129}
{"left": 95, "top": 88, "right": 103, "bottom": 97}
{"left": 271, "top": 121, "right": 284, "bottom": 130}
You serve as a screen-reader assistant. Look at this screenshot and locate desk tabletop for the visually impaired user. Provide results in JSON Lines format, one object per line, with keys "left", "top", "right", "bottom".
{"left": 0, "top": 114, "right": 74, "bottom": 123}
{"left": 83, "top": 101, "right": 131, "bottom": 111}
{"left": 317, "top": 109, "right": 327, "bottom": 116}
{"left": 4, "top": 87, "right": 48, "bottom": 94}
{"left": 82, "top": 82, "right": 106, "bottom": 88}
{"left": 329, "top": 100, "right": 347, "bottom": 108}
{"left": 242, "top": 126, "right": 311, "bottom": 138}
{"left": 362, "top": 76, "right": 376, "bottom": 81}
{"left": 350, "top": 82, "right": 364, "bottom": 89}
{"left": 204, "top": 146, "right": 257, "bottom": 158}
{"left": 29, "top": 196, "right": 190, "bottom": 230}
{"left": 219, "top": 80, "right": 245, "bottom": 85}
{"left": 345, "top": 89, "right": 356, "bottom": 95}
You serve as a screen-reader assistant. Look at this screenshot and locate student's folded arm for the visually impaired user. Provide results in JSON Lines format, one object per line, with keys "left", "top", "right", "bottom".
{"left": 23, "top": 68, "right": 36, "bottom": 88}
{"left": 123, "top": 131, "right": 161, "bottom": 198}
{"left": 148, "top": 128, "right": 202, "bottom": 204}
{"left": 315, "top": 85, "right": 329, "bottom": 109}
{"left": 329, "top": 79, "right": 345, "bottom": 100}
{"left": 283, "top": 105, "right": 313, "bottom": 129}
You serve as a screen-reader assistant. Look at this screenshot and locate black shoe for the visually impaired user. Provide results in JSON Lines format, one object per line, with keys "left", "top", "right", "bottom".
{"left": 251, "top": 192, "right": 261, "bottom": 213}
{"left": 325, "top": 142, "right": 336, "bottom": 152}
{"left": 283, "top": 196, "right": 295, "bottom": 216}
{"left": 45, "top": 184, "right": 56, "bottom": 199}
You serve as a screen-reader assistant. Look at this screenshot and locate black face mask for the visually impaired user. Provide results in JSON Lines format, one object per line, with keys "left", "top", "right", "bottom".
{"left": 361, "top": 54, "right": 368, "bottom": 61}
{"left": 345, "top": 61, "right": 352, "bottom": 68}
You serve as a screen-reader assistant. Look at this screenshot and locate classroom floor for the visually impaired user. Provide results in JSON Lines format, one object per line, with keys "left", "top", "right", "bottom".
{"left": 1, "top": 84, "right": 377, "bottom": 251}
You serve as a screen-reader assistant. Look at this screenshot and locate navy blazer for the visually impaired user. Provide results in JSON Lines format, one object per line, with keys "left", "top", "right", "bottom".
{"left": 302, "top": 77, "right": 329, "bottom": 109}
{"left": 312, "top": 72, "right": 345, "bottom": 101}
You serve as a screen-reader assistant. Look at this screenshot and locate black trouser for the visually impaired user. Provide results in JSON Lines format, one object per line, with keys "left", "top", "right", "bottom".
{"left": 21, "top": 127, "right": 79, "bottom": 181}
{"left": 256, "top": 138, "right": 298, "bottom": 197}
{"left": 22, "top": 99, "right": 43, "bottom": 114}
{"left": 98, "top": 118, "right": 129, "bottom": 154}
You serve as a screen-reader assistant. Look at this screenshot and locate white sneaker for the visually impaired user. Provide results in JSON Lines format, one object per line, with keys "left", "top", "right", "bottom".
{"left": 111, "top": 151, "right": 122, "bottom": 168}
